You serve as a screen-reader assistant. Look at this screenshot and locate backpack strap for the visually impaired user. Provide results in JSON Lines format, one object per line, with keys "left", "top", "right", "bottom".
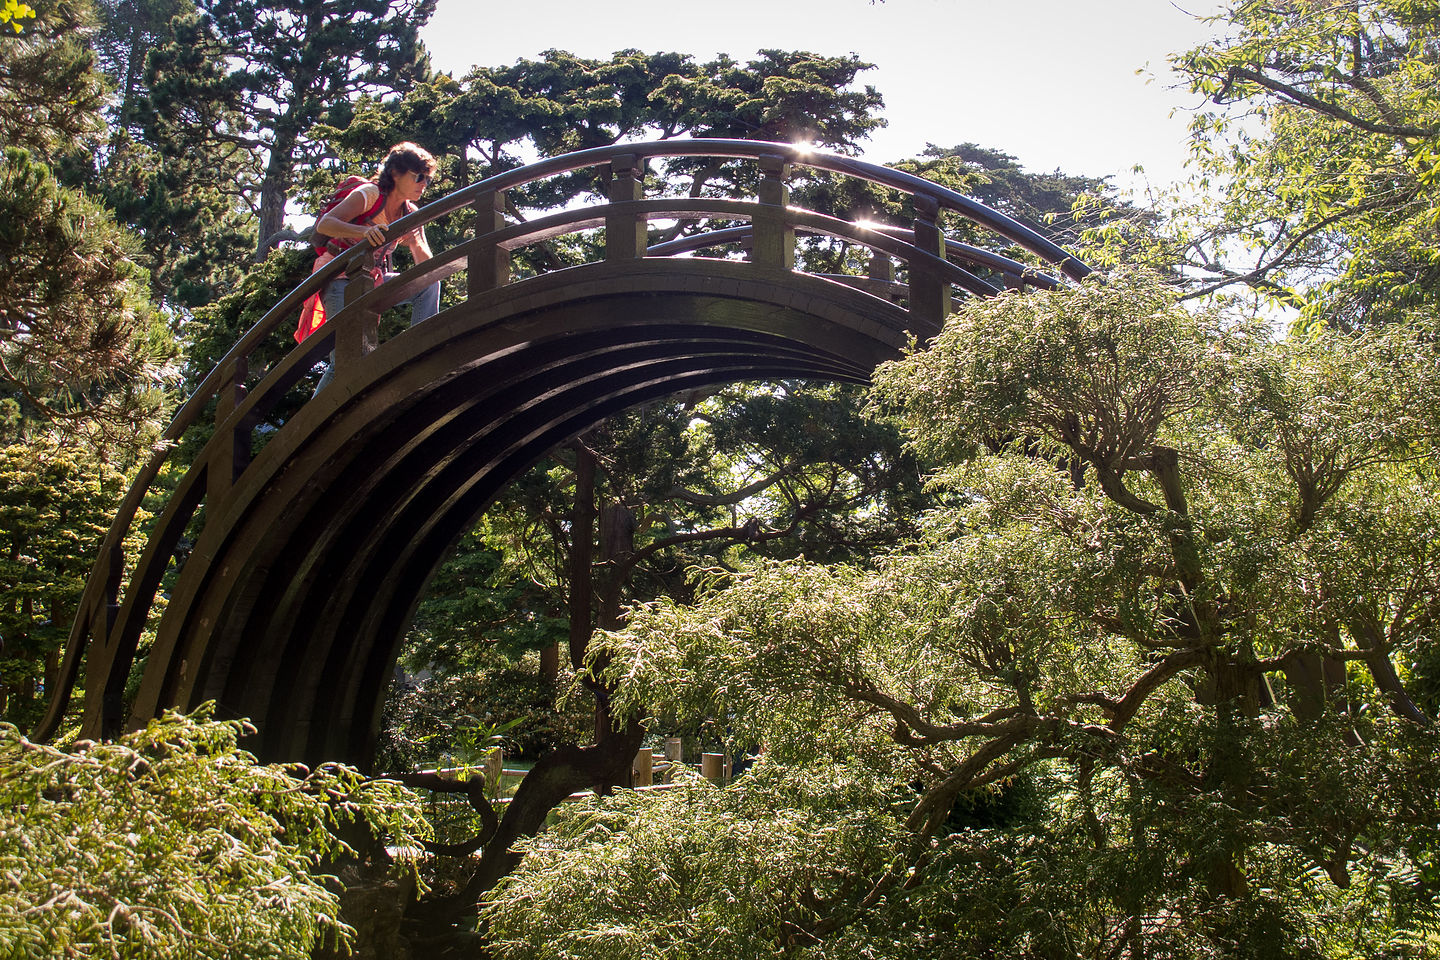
{"left": 357, "top": 187, "right": 387, "bottom": 225}
{"left": 321, "top": 184, "right": 390, "bottom": 258}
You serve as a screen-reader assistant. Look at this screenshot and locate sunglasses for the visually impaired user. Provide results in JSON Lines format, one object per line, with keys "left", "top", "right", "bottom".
{"left": 412, "top": 172, "right": 430, "bottom": 185}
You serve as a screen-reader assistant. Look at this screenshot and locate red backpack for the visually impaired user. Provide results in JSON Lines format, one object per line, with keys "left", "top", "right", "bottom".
{"left": 311, "top": 176, "right": 386, "bottom": 255}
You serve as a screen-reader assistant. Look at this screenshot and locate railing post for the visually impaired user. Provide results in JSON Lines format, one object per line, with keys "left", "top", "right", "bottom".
{"left": 753, "top": 154, "right": 794, "bottom": 270}
{"left": 333, "top": 249, "right": 381, "bottom": 375}
{"left": 606, "top": 154, "right": 647, "bottom": 261}
{"left": 207, "top": 354, "right": 250, "bottom": 504}
{"left": 867, "top": 247, "right": 895, "bottom": 283}
{"left": 484, "top": 746, "right": 504, "bottom": 796}
{"left": 701, "top": 752, "right": 728, "bottom": 784}
{"left": 909, "top": 194, "right": 952, "bottom": 329}
{"left": 469, "top": 189, "right": 510, "bottom": 297}
{"left": 633, "top": 748, "right": 654, "bottom": 787}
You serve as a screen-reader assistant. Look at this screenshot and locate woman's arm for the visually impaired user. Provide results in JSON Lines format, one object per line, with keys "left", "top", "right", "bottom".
{"left": 315, "top": 185, "right": 387, "bottom": 247}
{"left": 403, "top": 225, "right": 433, "bottom": 263}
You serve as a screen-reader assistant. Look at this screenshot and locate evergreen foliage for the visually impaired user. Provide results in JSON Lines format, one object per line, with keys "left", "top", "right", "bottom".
{"left": 0, "top": 0, "right": 108, "bottom": 155}
{"left": 0, "top": 706, "right": 429, "bottom": 958}
{"left": 0, "top": 442, "right": 129, "bottom": 729}
{"left": 142, "top": 0, "right": 437, "bottom": 257}
{"left": 0, "top": 146, "right": 176, "bottom": 452}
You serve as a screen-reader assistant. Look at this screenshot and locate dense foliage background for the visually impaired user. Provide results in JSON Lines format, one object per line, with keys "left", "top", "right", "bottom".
{"left": 2, "top": 0, "right": 1438, "bottom": 956}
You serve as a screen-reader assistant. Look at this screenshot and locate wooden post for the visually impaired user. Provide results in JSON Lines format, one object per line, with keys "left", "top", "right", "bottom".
{"left": 701, "top": 752, "right": 726, "bottom": 784}
{"left": 484, "top": 746, "right": 504, "bottom": 795}
{"left": 752, "top": 154, "right": 794, "bottom": 270}
{"left": 333, "top": 249, "right": 381, "bottom": 377}
{"left": 208, "top": 355, "right": 250, "bottom": 504}
{"left": 606, "top": 154, "right": 647, "bottom": 261}
{"left": 867, "top": 246, "right": 894, "bottom": 283}
{"left": 633, "top": 748, "right": 654, "bottom": 787}
{"left": 663, "top": 737, "right": 684, "bottom": 762}
{"left": 469, "top": 189, "right": 510, "bottom": 297}
{"left": 909, "top": 194, "right": 951, "bottom": 330}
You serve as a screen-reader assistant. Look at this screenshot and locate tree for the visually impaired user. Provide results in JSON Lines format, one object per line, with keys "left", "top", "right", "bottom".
{"left": 505, "top": 269, "right": 1440, "bottom": 957}
{"left": 0, "top": 146, "right": 176, "bottom": 452}
{"left": 386, "top": 382, "right": 928, "bottom": 933}
{"left": 1155, "top": 0, "right": 1440, "bottom": 326}
{"left": 90, "top": 0, "right": 189, "bottom": 127}
{"left": 319, "top": 47, "right": 885, "bottom": 262}
{"left": 484, "top": 764, "right": 908, "bottom": 959}
{"left": 0, "top": 0, "right": 107, "bottom": 156}
{"left": 143, "top": 0, "right": 436, "bottom": 259}
{"left": 0, "top": 442, "right": 133, "bottom": 729}
{"left": 0, "top": 705, "right": 429, "bottom": 958}
{"left": 0, "top": 0, "right": 180, "bottom": 450}
{"left": 76, "top": 0, "right": 259, "bottom": 310}
{"left": 350, "top": 118, "right": 1116, "bottom": 936}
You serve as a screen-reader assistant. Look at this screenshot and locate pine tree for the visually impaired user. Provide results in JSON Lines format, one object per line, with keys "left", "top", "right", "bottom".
{"left": 143, "top": 0, "right": 436, "bottom": 260}
{"left": 90, "top": 0, "right": 189, "bottom": 129}
{"left": 0, "top": 0, "right": 108, "bottom": 155}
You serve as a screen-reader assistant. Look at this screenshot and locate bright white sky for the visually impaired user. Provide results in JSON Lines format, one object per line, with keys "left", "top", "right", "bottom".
{"left": 420, "top": 0, "right": 1228, "bottom": 190}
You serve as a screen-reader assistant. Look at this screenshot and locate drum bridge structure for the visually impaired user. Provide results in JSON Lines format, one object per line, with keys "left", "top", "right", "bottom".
{"left": 37, "top": 140, "right": 1088, "bottom": 766}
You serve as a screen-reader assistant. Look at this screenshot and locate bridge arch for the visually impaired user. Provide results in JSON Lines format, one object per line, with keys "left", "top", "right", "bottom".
{"left": 39, "top": 140, "right": 1088, "bottom": 764}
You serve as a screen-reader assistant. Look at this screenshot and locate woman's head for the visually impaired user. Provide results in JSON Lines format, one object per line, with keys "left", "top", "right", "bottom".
{"left": 377, "top": 142, "right": 437, "bottom": 193}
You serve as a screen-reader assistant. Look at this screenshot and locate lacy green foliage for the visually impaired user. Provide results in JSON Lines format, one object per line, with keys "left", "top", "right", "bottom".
{"left": 0, "top": 706, "right": 430, "bottom": 959}
{"left": 1110, "top": 0, "right": 1440, "bottom": 323}
{"left": 872, "top": 268, "right": 1226, "bottom": 470}
{"left": 484, "top": 762, "right": 908, "bottom": 960}
{"left": 405, "top": 523, "right": 569, "bottom": 675}
{"left": 0, "top": 441, "right": 128, "bottom": 727}
{"left": 0, "top": 146, "right": 176, "bottom": 452}
{"left": 576, "top": 271, "right": 1440, "bottom": 956}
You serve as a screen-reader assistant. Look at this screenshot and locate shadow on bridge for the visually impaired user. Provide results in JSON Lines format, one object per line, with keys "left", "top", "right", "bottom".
{"left": 37, "top": 139, "right": 1088, "bottom": 765}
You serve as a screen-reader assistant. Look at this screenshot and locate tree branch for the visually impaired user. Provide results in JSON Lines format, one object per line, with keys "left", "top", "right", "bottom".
{"left": 1221, "top": 65, "right": 1430, "bottom": 139}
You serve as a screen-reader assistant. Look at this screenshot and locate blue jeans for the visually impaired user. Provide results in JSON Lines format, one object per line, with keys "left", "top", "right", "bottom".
{"left": 313, "top": 274, "right": 440, "bottom": 395}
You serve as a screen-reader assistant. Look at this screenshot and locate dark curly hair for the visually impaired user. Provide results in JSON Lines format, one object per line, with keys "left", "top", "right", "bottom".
{"left": 376, "top": 141, "right": 437, "bottom": 193}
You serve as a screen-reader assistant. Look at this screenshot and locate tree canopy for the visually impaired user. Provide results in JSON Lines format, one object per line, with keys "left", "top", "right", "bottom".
{"left": 536, "top": 269, "right": 1440, "bottom": 957}
{"left": 1127, "top": 0, "right": 1440, "bottom": 328}
{"left": 6, "top": 0, "right": 1440, "bottom": 955}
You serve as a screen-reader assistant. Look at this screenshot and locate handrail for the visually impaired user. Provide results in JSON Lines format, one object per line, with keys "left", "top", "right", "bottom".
{"left": 645, "top": 224, "right": 1062, "bottom": 290}
{"left": 37, "top": 138, "right": 1091, "bottom": 741}
{"left": 189, "top": 139, "right": 1089, "bottom": 447}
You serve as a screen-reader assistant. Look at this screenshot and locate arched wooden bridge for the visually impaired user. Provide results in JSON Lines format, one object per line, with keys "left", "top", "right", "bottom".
{"left": 37, "top": 140, "right": 1088, "bottom": 765}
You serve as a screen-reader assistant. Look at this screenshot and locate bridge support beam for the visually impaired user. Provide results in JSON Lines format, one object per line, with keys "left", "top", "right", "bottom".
{"left": 606, "top": 155, "right": 647, "bottom": 260}
{"left": 753, "top": 154, "right": 794, "bottom": 270}
{"left": 909, "top": 194, "right": 952, "bottom": 332}
{"left": 334, "top": 249, "right": 382, "bottom": 378}
{"left": 469, "top": 189, "right": 510, "bottom": 295}
{"left": 208, "top": 355, "right": 250, "bottom": 504}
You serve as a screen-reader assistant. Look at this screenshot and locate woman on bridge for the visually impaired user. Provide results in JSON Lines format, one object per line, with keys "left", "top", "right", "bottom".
{"left": 309, "top": 141, "right": 441, "bottom": 393}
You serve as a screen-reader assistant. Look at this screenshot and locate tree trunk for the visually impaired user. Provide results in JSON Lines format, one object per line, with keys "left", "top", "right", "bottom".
{"left": 256, "top": 128, "right": 295, "bottom": 260}
{"left": 121, "top": 8, "right": 146, "bottom": 126}
{"left": 593, "top": 501, "right": 636, "bottom": 741}
{"left": 566, "top": 441, "right": 596, "bottom": 670}
{"left": 538, "top": 642, "right": 560, "bottom": 682}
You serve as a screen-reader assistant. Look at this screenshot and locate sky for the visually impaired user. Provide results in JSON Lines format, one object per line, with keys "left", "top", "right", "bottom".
{"left": 419, "top": 0, "right": 1229, "bottom": 191}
